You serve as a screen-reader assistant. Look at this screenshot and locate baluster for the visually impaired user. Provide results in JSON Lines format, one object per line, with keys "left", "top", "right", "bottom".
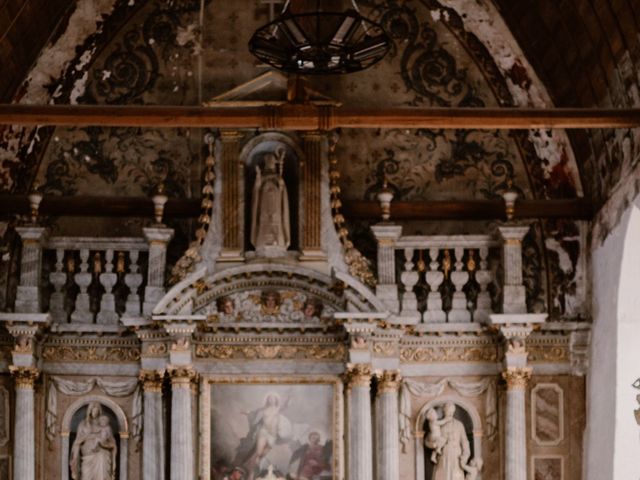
{"left": 399, "top": 248, "right": 420, "bottom": 322}
{"left": 70, "top": 249, "right": 93, "bottom": 323}
{"left": 49, "top": 249, "right": 67, "bottom": 323}
{"left": 97, "top": 250, "right": 119, "bottom": 324}
{"left": 474, "top": 247, "right": 493, "bottom": 323}
{"left": 125, "top": 250, "right": 143, "bottom": 316}
{"left": 449, "top": 247, "right": 471, "bottom": 322}
{"left": 423, "top": 248, "right": 446, "bottom": 323}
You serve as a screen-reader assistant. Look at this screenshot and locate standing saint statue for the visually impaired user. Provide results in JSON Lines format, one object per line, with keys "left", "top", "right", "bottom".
{"left": 250, "top": 147, "right": 291, "bottom": 256}
{"left": 424, "top": 402, "right": 473, "bottom": 480}
{"left": 70, "top": 402, "right": 117, "bottom": 480}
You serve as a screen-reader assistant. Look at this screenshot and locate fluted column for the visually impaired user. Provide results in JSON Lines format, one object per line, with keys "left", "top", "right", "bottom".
{"left": 370, "top": 224, "right": 402, "bottom": 313}
{"left": 503, "top": 367, "right": 532, "bottom": 480}
{"left": 345, "top": 364, "right": 373, "bottom": 480}
{"left": 15, "top": 226, "right": 47, "bottom": 312}
{"left": 169, "top": 366, "right": 197, "bottom": 480}
{"left": 140, "top": 370, "right": 165, "bottom": 480}
{"left": 10, "top": 366, "right": 39, "bottom": 480}
{"left": 375, "top": 371, "right": 400, "bottom": 480}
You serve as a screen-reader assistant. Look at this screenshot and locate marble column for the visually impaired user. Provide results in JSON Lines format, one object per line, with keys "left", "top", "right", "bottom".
{"left": 140, "top": 370, "right": 165, "bottom": 480}
{"left": 503, "top": 367, "right": 532, "bottom": 480}
{"left": 346, "top": 364, "right": 373, "bottom": 480}
{"left": 10, "top": 366, "right": 39, "bottom": 480}
{"left": 370, "top": 224, "right": 402, "bottom": 313}
{"left": 375, "top": 371, "right": 400, "bottom": 480}
{"left": 169, "top": 366, "right": 196, "bottom": 480}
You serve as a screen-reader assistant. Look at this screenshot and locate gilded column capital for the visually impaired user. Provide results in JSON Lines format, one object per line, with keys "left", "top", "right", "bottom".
{"left": 343, "top": 363, "right": 372, "bottom": 388}
{"left": 376, "top": 370, "right": 401, "bottom": 395}
{"left": 502, "top": 367, "right": 532, "bottom": 390}
{"left": 139, "top": 369, "right": 165, "bottom": 393}
{"left": 167, "top": 365, "right": 198, "bottom": 389}
{"left": 9, "top": 366, "right": 39, "bottom": 389}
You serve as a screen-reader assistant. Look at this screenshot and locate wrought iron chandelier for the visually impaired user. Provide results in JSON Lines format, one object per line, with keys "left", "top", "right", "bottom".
{"left": 249, "top": 0, "right": 391, "bottom": 75}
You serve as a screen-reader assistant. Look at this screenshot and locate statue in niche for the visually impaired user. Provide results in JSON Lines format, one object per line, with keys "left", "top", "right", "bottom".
{"left": 425, "top": 402, "right": 481, "bottom": 480}
{"left": 250, "top": 147, "right": 290, "bottom": 256}
{"left": 70, "top": 402, "right": 117, "bottom": 480}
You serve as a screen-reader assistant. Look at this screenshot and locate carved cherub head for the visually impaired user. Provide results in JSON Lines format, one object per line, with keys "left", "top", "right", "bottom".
{"left": 216, "top": 296, "right": 235, "bottom": 315}
{"left": 302, "top": 299, "right": 323, "bottom": 318}
{"left": 261, "top": 290, "right": 281, "bottom": 315}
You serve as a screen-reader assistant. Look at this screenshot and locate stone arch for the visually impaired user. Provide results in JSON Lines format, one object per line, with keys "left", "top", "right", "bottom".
{"left": 415, "top": 395, "right": 483, "bottom": 480}
{"left": 586, "top": 194, "right": 640, "bottom": 480}
{"left": 60, "top": 395, "right": 129, "bottom": 480}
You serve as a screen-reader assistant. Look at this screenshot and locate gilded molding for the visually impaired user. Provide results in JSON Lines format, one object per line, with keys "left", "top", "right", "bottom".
{"left": 195, "top": 343, "right": 347, "bottom": 361}
{"left": 139, "top": 369, "right": 165, "bottom": 393}
{"left": 502, "top": 367, "right": 532, "bottom": 390}
{"left": 527, "top": 346, "right": 569, "bottom": 363}
{"left": 400, "top": 345, "right": 498, "bottom": 363}
{"left": 343, "top": 363, "right": 372, "bottom": 388}
{"left": 376, "top": 370, "right": 401, "bottom": 395}
{"left": 42, "top": 345, "right": 141, "bottom": 362}
{"left": 9, "top": 366, "right": 39, "bottom": 389}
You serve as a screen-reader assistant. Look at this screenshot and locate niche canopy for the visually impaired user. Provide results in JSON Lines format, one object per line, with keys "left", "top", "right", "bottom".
{"left": 248, "top": 0, "right": 391, "bottom": 75}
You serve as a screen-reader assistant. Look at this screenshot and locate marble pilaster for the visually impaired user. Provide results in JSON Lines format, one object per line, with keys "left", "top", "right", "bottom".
{"left": 370, "top": 224, "right": 402, "bottom": 313}
{"left": 140, "top": 369, "right": 166, "bottom": 480}
{"left": 219, "top": 131, "right": 244, "bottom": 260}
{"left": 375, "top": 371, "right": 400, "bottom": 480}
{"left": 10, "top": 366, "right": 39, "bottom": 480}
{"left": 300, "top": 131, "right": 325, "bottom": 260}
{"left": 142, "top": 227, "right": 174, "bottom": 315}
{"left": 497, "top": 226, "right": 530, "bottom": 314}
{"left": 345, "top": 364, "right": 373, "bottom": 480}
{"left": 14, "top": 226, "right": 47, "bottom": 313}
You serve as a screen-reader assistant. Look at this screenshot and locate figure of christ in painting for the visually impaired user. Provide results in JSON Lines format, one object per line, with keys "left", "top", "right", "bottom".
{"left": 235, "top": 393, "right": 293, "bottom": 480}
{"left": 70, "top": 402, "right": 117, "bottom": 480}
{"left": 289, "top": 431, "right": 332, "bottom": 480}
{"left": 250, "top": 148, "right": 290, "bottom": 256}
{"left": 424, "top": 402, "right": 471, "bottom": 480}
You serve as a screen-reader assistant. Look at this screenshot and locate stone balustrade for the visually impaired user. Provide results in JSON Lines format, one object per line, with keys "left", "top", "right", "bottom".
{"left": 372, "top": 223, "right": 522, "bottom": 325}
{"left": 43, "top": 237, "right": 151, "bottom": 324}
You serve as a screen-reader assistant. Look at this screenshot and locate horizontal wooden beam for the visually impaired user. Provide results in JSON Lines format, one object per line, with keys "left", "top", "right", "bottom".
{"left": 0, "top": 195, "right": 593, "bottom": 220}
{"left": 0, "top": 104, "right": 639, "bottom": 129}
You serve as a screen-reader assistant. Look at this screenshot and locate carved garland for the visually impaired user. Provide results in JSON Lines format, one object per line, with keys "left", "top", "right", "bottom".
{"left": 329, "top": 132, "right": 376, "bottom": 287}
{"left": 170, "top": 134, "right": 217, "bottom": 283}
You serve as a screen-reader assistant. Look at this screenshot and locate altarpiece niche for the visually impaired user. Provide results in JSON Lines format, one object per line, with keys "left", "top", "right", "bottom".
{"left": 244, "top": 139, "right": 299, "bottom": 257}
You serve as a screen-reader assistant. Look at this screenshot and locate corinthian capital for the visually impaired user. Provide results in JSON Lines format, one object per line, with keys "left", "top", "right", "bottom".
{"left": 167, "top": 365, "right": 198, "bottom": 388}
{"left": 502, "top": 367, "right": 532, "bottom": 390}
{"left": 9, "top": 366, "right": 39, "bottom": 389}
{"left": 376, "top": 370, "right": 401, "bottom": 395}
{"left": 343, "top": 363, "right": 372, "bottom": 388}
{"left": 139, "top": 369, "right": 165, "bottom": 393}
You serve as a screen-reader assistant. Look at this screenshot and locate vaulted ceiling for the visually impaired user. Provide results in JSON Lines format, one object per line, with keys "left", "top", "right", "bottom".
{"left": 1, "top": 0, "right": 639, "bottom": 208}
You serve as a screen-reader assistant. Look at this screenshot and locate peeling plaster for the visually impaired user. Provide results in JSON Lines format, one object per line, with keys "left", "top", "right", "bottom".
{"left": 436, "top": 0, "right": 583, "bottom": 196}
{"left": 21, "top": 0, "right": 118, "bottom": 105}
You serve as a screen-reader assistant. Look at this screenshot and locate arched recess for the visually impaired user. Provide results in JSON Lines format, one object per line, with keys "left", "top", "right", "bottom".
{"left": 414, "top": 395, "right": 483, "bottom": 480}
{"left": 60, "top": 395, "right": 129, "bottom": 480}
{"left": 586, "top": 194, "right": 640, "bottom": 480}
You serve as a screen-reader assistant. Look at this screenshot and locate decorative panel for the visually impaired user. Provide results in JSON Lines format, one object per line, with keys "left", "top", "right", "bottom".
{"left": 532, "top": 455, "right": 563, "bottom": 480}
{"left": 531, "top": 383, "right": 564, "bottom": 446}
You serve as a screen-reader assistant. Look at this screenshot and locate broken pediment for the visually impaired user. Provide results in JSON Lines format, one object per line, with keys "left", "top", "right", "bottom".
{"left": 203, "top": 70, "right": 341, "bottom": 106}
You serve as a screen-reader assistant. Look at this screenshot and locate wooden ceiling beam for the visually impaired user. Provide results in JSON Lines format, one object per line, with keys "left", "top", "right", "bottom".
{"left": 0, "top": 195, "right": 593, "bottom": 220}
{"left": 0, "top": 104, "right": 639, "bottom": 129}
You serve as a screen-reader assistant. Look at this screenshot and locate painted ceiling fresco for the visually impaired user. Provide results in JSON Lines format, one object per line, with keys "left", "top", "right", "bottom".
{"left": 0, "top": 0, "right": 589, "bottom": 320}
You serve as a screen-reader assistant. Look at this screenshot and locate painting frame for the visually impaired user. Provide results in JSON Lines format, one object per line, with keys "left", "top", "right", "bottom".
{"left": 199, "top": 375, "right": 344, "bottom": 480}
{"left": 531, "top": 454, "right": 564, "bottom": 480}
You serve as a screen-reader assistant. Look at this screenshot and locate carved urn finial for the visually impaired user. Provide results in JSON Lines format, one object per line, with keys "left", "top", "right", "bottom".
{"left": 27, "top": 183, "right": 43, "bottom": 224}
{"left": 377, "top": 174, "right": 394, "bottom": 222}
{"left": 502, "top": 180, "right": 518, "bottom": 221}
{"left": 152, "top": 183, "right": 169, "bottom": 225}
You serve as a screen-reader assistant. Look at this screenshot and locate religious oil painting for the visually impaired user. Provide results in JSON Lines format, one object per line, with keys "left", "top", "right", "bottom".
{"left": 209, "top": 381, "right": 337, "bottom": 480}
